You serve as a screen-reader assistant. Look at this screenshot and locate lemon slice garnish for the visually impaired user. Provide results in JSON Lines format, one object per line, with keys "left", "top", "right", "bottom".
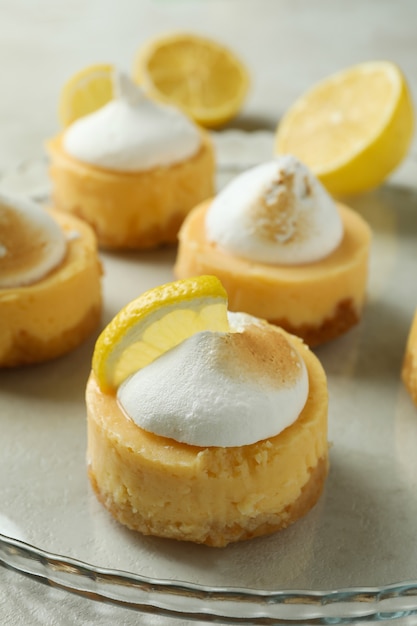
{"left": 93, "top": 276, "right": 229, "bottom": 393}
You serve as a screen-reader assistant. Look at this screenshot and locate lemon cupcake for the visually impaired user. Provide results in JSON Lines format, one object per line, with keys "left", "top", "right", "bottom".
{"left": 175, "top": 155, "right": 371, "bottom": 347}
{"left": 0, "top": 192, "right": 102, "bottom": 366}
{"left": 47, "top": 72, "right": 215, "bottom": 250}
{"left": 86, "top": 276, "right": 328, "bottom": 547}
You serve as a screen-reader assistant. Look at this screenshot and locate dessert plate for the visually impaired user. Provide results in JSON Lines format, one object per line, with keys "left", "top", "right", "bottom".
{"left": 2, "top": 134, "right": 417, "bottom": 624}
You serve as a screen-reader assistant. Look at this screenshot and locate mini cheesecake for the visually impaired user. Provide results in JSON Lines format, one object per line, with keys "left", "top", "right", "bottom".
{"left": 0, "top": 209, "right": 102, "bottom": 367}
{"left": 86, "top": 325, "right": 328, "bottom": 547}
{"left": 175, "top": 199, "right": 371, "bottom": 347}
{"left": 47, "top": 73, "right": 215, "bottom": 250}
{"left": 47, "top": 132, "right": 214, "bottom": 250}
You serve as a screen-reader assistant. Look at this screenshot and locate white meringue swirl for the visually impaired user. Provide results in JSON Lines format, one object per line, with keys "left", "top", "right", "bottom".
{"left": 63, "top": 72, "right": 201, "bottom": 172}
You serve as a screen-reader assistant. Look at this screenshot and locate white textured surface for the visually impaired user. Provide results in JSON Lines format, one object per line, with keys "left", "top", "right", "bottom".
{"left": 1, "top": 1, "right": 417, "bottom": 624}
{"left": 0, "top": 191, "right": 66, "bottom": 287}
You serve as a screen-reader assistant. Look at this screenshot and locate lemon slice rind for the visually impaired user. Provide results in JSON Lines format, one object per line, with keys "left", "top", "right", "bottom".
{"left": 93, "top": 276, "right": 229, "bottom": 393}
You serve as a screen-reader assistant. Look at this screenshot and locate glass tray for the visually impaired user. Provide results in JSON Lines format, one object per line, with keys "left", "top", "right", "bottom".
{"left": 2, "top": 133, "right": 417, "bottom": 624}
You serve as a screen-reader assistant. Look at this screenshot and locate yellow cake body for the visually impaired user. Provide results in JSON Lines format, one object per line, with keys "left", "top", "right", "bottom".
{"left": 86, "top": 328, "right": 328, "bottom": 547}
{"left": 175, "top": 201, "right": 371, "bottom": 346}
{"left": 47, "top": 132, "right": 215, "bottom": 250}
{"left": 402, "top": 310, "right": 417, "bottom": 405}
{"left": 0, "top": 210, "right": 102, "bottom": 366}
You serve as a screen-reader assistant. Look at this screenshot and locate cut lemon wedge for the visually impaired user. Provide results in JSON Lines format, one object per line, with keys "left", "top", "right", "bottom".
{"left": 58, "top": 63, "right": 114, "bottom": 127}
{"left": 93, "top": 276, "right": 229, "bottom": 393}
{"left": 133, "top": 32, "right": 249, "bottom": 128}
{"left": 275, "top": 61, "right": 414, "bottom": 196}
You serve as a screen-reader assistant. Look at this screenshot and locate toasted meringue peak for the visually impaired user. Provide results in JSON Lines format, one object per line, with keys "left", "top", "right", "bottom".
{"left": 117, "top": 312, "right": 309, "bottom": 447}
{"left": 206, "top": 155, "right": 344, "bottom": 265}
{"left": 0, "top": 192, "right": 66, "bottom": 288}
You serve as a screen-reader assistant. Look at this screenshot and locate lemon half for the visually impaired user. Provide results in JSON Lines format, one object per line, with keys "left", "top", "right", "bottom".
{"left": 58, "top": 63, "right": 114, "bottom": 127}
{"left": 133, "top": 32, "right": 249, "bottom": 128}
{"left": 275, "top": 61, "right": 414, "bottom": 195}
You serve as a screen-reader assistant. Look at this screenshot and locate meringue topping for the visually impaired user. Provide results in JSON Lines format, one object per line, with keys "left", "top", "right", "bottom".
{"left": 0, "top": 192, "right": 67, "bottom": 288}
{"left": 117, "top": 312, "right": 309, "bottom": 447}
{"left": 205, "top": 155, "right": 344, "bottom": 265}
{"left": 63, "top": 71, "right": 201, "bottom": 172}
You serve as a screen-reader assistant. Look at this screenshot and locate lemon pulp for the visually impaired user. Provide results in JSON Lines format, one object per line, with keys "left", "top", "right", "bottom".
{"left": 59, "top": 63, "right": 114, "bottom": 127}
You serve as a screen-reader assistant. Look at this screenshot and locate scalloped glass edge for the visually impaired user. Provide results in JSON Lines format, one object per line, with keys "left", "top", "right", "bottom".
{"left": 2, "top": 533, "right": 417, "bottom": 623}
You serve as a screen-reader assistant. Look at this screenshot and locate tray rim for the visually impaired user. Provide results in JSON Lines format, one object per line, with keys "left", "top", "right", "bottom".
{"left": 2, "top": 532, "right": 417, "bottom": 623}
